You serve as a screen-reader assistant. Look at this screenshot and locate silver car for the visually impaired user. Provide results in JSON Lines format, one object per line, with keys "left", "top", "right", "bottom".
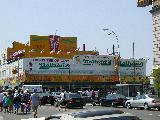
{"left": 125, "top": 94, "right": 160, "bottom": 110}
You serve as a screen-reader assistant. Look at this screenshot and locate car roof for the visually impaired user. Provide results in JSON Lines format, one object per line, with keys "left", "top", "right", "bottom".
{"left": 47, "top": 109, "right": 141, "bottom": 120}
{"left": 70, "top": 109, "right": 124, "bottom": 118}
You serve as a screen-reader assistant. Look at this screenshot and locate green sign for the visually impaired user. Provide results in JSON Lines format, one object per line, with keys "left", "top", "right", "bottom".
{"left": 39, "top": 63, "right": 70, "bottom": 69}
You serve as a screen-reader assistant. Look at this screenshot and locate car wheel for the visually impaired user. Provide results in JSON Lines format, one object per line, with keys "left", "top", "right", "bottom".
{"left": 111, "top": 102, "right": 115, "bottom": 107}
{"left": 99, "top": 102, "right": 102, "bottom": 106}
{"left": 92, "top": 102, "right": 96, "bottom": 106}
{"left": 157, "top": 107, "right": 160, "bottom": 111}
{"left": 80, "top": 106, "right": 83, "bottom": 109}
{"left": 144, "top": 103, "right": 150, "bottom": 110}
{"left": 54, "top": 102, "right": 58, "bottom": 107}
{"left": 51, "top": 102, "right": 54, "bottom": 105}
{"left": 126, "top": 103, "right": 131, "bottom": 109}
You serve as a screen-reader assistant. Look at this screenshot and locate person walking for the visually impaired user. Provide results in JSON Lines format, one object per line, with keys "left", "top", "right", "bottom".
{"left": 0, "top": 91, "right": 4, "bottom": 112}
{"left": 2, "top": 92, "right": 9, "bottom": 113}
{"left": 30, "top": 89, "right": 40, "bottom": 118}
{"left": 58, "top": 91, "right": 67, "bottom": 111}
{"left": 13, "top": 90, "right": 22, "bottom": 114}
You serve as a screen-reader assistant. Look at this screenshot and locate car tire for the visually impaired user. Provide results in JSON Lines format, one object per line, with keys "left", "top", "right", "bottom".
{"left": 54, "top": 102, "right": 58, "bottom": 107}
{"left": 80, "top": 106, "right": 83, "bottom": 109}
{"left": 111, "top": 102, "right": 115, "bottom": 107}
{"left": 144, "top": 103, "right": 150, "bottom": 110}
{"left": 99, "top": 102, "right": 102, "bottom": 106}
{"left": 51, "top": 102, "right": 54, "bottom": 105}
{"left": 92, "top": 102, "right": 96, "bottom": 106}
{"left": 126, "top": 103, "right": 131, "bottom": 109}
{"left": 157, "top": 107, "right": 160, "bottom": 111}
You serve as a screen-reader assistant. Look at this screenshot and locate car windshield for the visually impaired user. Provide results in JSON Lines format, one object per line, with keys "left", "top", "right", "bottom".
{"left": 116, "top": 94, "right": 126, "bottom": 99}
{"left": 107, "top": 94, "right": 126, "bottom": 99}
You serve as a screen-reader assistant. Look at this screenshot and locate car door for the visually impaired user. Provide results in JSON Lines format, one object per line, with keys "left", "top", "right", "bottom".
{"left": 104, "top": 94, "right": 112, "bottom": 105}
{"left": 131, "top": 95, "right": 141, "bottom": 107}
{"left": 138, "top": 95, "right": 147, "bottom": 107}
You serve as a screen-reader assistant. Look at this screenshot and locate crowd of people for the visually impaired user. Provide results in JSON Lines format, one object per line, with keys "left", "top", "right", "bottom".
{"left": 0, "top": 88, "right": 40, "bottom": 118}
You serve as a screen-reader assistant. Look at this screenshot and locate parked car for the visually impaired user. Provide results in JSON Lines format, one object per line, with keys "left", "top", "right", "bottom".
{"left": 100, "top": 93, "right": 128, "bottom": 107}
{"left": 54, "top": 93, "right": 85, "bottom": 109}
{"left": 45, "top": 109, "right": 141, "bottom": 120}
{"left": 125, "top": 94, "right": 160, "bottom": 110}
{"left": 40, "top": 92, "right": 55, "bottom": 105}
{"left": 78, "top": 91, "right": 92, "bottom": 103}
{"left": 51, "top": 92, "right": 61, "bottom": 99}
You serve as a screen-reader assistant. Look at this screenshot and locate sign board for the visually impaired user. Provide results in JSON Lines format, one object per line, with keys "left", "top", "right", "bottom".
{"left": 23, "top": 55, "right": 146, "bottom": 76}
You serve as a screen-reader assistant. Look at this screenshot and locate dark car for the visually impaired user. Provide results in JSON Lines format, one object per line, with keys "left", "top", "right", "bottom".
{"left": 100, "top": 93, "right": 128, "bottom": 107}
{"left": 55, "top": 93, "right": 85, "bottom": 109}
{"left": 51, "top": 92, "right": 61, "bottom": 100}
{"left": 40, "top": 92, "right": 55, "bottom": 105}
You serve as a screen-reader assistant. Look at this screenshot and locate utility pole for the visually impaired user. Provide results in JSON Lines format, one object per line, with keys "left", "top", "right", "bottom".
{"left": 17, "top": 57, "right": 20, "bottom": 87}
{"left": 113, "top": 44, "right": 115, "bottom": 55}
{"left": 133, "top": 42, "right": 136, "bottom": 96}
{"left": 68, "top": 65, "right": 71, "bottom": 90}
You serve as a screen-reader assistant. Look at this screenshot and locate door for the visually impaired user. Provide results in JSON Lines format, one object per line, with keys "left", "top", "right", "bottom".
{"left": 131, "top": 95, "right": 141, "bottom": 107}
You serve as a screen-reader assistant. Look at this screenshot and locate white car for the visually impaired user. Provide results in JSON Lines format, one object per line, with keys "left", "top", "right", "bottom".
{"left": 45, "top": 109, "right": 141, "bottom": 120}
{"left": 125, "top": 94, "right": 160, "bottom": 110}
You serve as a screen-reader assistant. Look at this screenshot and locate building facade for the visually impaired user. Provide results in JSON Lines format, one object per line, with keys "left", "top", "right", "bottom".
{"left": 150, "top": 0, "right": 160, "bottom": 68}
{"left": 0, "top": 34, "right": 147, "bottom": 90}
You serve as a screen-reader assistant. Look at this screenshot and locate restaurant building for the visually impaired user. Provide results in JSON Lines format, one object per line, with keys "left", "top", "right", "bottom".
{"left": 0, "top": 35, "right": 147, "bottom": 90}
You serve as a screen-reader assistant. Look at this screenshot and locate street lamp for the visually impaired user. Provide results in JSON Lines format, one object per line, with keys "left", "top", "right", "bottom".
{"left": 103, "top": 28, "right": 120, "bottom": 55}
{"left": 17, "top": 56, "right": 20, "bottom": 87}
{"left": 133, "top": 42, "right": 136, "bottom": 96}
{"left": 68, "top": 64, "right": 71, "bottom": 90}
{"left": 103, "top": 28, "right": 120, "bottom": 82}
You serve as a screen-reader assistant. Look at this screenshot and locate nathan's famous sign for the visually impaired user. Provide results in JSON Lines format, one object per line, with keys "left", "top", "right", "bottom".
{"left": 23, "top": 55, "right": 146, "bottom": 76}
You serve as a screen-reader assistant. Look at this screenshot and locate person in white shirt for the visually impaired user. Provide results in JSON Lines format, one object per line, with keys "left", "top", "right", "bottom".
{"left": 30, "top": 89, "right": 40, "bottom": 118}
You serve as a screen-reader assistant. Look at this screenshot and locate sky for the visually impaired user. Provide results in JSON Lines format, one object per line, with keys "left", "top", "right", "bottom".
{"left": 0, "top": 0, "right": 152, "bottom": 75}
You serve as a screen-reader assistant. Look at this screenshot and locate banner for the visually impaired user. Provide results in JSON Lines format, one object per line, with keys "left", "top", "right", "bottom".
{"left": 49, "top": 35, "right": 60, "bottom": 52}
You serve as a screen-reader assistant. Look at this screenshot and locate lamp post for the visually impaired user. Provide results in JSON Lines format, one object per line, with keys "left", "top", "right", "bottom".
{"left": 103, "top": 28, "right": 120, "bottom": 82}
{"left": 68, "top": 64, "right": 71, "bottom": 90}
{"left": 133, "top": 42, "right": 136, "bottom": 96}
{"left": 103, "top": 28, "right": 120, "bottom": 55}
{"left": 16, "top": 56, "right": 20, "bottom": 87}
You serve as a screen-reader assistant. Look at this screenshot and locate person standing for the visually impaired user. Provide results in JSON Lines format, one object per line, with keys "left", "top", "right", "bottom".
{"left": 0, "top": 92, "right": 4, "bottom": 111}
{"left": 13, "top": 90, "right": 22, "bottom": 114}
{"left": 3, "top": 92, "right": 9, "bottom": 113}
{"left": 30, "top": 89, "right": 40, "bottom": 118}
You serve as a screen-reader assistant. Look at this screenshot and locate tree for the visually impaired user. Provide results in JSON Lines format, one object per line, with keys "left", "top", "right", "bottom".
{"left": 152, "top": 68, "right": 160, "bottom": 96}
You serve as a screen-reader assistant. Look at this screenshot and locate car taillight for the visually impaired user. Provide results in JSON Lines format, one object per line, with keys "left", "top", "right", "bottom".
{"left": 49, "top": 96, "right": 53, "bottom": 99}
{"left": 152, "top": 99, "right": 157, "bottom": 103}
{"left": 69, "top": 99, "right": 74, "bottom": 103}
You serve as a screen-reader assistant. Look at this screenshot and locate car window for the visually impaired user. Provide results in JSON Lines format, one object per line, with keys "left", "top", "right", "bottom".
{"left": 112, "top": 95, "right": 117, "bottom": 99}
{"left": 141, "top": 95, "right": 147, "bottom": 99}
{"left": 116, "top": 94, "right": 126, "bottom": 99}
{"left": 135, "top": 95, "right": 141, "bottom": 100}
{"left": 106, "top": 94, "right": 113, "bottom": 99}
{"left": 68, "top": 93, "right": 81, "bottom": 98}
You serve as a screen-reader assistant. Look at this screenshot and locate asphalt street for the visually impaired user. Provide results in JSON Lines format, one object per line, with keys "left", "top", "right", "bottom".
{"left": 0, "top": 104, "right": 159, "bottom": 120}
